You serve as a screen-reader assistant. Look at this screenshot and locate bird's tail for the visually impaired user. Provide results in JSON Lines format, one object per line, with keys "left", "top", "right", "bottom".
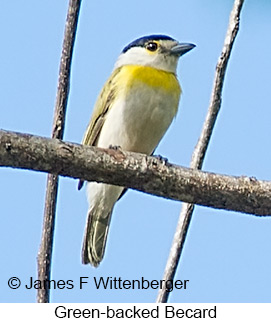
{"left": 82, "top": 208, "right": 113, "bottom": 267}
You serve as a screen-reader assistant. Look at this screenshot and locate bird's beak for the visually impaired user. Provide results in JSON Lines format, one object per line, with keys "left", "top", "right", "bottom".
{"left": 170, "top": 43, "right": 196, "bottom": 56}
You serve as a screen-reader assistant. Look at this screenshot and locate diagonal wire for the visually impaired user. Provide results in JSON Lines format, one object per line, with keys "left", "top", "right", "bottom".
{"left": 157, "top": 0, "right": 245, "bottom": 303}
{"left": 37, "top": 0, "right": 82, "bottom": 303}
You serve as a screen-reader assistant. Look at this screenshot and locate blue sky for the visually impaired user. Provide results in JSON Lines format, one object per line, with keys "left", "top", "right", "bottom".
{"left": 1, "top": 0, "right": 271, "bottom": 302}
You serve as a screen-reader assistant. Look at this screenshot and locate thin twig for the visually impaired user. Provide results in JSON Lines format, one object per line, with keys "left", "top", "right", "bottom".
{"left": 36, "top": 0, "right": 82, "bottom": 303}
{"left": 157, "top": 0, "right": 245, "bottom": 303}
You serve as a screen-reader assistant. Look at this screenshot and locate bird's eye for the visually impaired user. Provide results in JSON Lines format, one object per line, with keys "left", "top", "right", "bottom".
{"left": 146, "top": 42, "right": 158, "bottom": 52}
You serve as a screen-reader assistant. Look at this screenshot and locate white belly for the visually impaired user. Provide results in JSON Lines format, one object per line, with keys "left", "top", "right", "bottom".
{"left": 87, "top": 82, "right": 179, "bottom": 212}
{"left": 96, "top": 83, "right": 178, "bottom": 154}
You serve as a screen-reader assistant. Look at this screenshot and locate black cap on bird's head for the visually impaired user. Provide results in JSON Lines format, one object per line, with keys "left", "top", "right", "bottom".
{"left": 122, "top": 35, "right": 175, "bottom": 53}
{"left": 116, "top": 34, "right": 195, "bottom": 73}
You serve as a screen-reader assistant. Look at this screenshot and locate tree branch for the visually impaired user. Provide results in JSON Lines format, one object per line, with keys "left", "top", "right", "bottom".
{"left": 157, "top": 0, "right": 246, "bottom": 303}
{"left": 37, "top": 0, "right": 81, "bottom": 303}
{"left": 1, "top": 129, "right": 271, "bottom": 217}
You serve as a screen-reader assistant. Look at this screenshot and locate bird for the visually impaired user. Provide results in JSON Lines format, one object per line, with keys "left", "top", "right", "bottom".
{"left": 79, "top": 34, "right": 195, "bottom": 267}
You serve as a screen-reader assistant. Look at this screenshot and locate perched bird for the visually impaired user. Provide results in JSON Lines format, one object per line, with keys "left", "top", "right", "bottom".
{"left": 79, "top": 35, "right": 195, "bottom": 267}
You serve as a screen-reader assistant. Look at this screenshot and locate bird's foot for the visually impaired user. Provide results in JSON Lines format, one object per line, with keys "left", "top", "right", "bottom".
{"left": 153, "top": 154, "right": 168, "bottom": 165}
{"left": 109, "top": 144, "right": 122, "bottom": 150}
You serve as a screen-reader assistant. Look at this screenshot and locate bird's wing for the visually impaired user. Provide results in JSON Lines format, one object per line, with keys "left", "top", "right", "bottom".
{"left": 78, "top": 68, "right": 121, "bottom": 190}
{"left": 82, "top": 67, "right": 121, "bottom": 147}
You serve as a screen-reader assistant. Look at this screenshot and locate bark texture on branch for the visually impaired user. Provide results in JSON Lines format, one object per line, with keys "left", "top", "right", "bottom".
{"left": 1, "top": 129, "right": 271, "bottom": 217}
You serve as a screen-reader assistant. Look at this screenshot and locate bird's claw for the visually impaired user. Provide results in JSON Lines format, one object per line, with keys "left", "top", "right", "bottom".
{"left": 109, "top": 145, "right": 122, "bottom": 150}
{"left": 154, "top": 154, "right": 168, "bottom": 165}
